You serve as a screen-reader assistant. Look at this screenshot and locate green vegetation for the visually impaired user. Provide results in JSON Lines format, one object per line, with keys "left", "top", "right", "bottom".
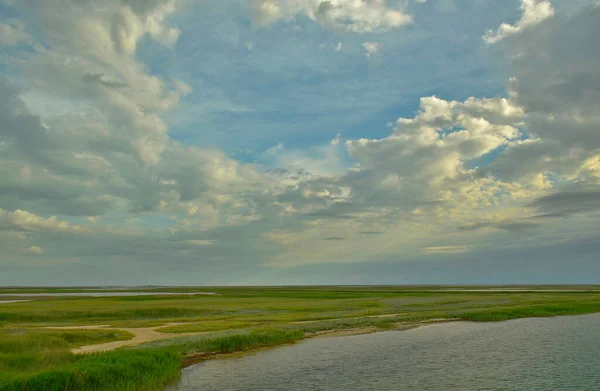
{"left": 0, "top": 349, "right": 180, "bottom": 391}
{"left": 161, "top": 328, "right": 304, "bottom": 355}
{"left": 157, "top": 320, "right": 254, "bottom": 333}
{"left": 1, "top": 286, "right": 600, "bottom": 390}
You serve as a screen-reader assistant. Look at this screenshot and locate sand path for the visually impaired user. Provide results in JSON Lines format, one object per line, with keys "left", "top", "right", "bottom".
{"left": 44, "top": 323, "right": 199, "bottom": 354}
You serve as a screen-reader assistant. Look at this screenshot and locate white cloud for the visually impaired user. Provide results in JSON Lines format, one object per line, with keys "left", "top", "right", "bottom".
{"left": 263, "top": 135, "right": 346, "bottom": 177}
{"left": 362, "top": 41, "right": 380, "bottom": 58}
{"left": 0, "top": 209, "right": 76, "bottom": 233}
{"left": 173, "top": 80, "right": 192, "bottom": 95}
{"left": 484, "top": 0, "right": 554, "bottom": 44}
{"left": 249, "top": 0, "right": 412, "bottom": 33}
{"left": 1, "top": 0, "right": 599, "bottom": 281}
{"left": 249, "top": 0, "right": 282, "bottom": 26}
{"left": 347, "top": 96, "right": 524, "bottom": 183}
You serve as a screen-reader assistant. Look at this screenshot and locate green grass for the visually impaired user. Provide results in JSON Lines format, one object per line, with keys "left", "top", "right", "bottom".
{"left": 157, "top": 320, "right": 254, "bottom": 333}
{"left": 0, "top": 349, "right": 180, "bottom": 391}
{"left": 0, "top": 329, "right": 134, "bottom": 374}
{"left": 455, "top": 302, "right": 600, "bottom": 322}
{"left": 162, "top": 328, "right": 305, "bottom": 355}
{"left": 2, "top": 286, "right": 600, "bottom": 390}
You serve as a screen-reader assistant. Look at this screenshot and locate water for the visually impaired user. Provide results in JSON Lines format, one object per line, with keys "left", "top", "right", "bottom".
{"left": 169, "top": 313, "right": 600, "bottom": 391}
{"left": 0, "top": 292, "right": 215, "bottom": 298}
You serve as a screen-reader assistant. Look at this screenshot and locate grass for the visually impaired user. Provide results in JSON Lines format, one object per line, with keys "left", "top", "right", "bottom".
{"left": 1, "top": 286, "right": 600, "bottom": 390}
{"left": 0, "top": 349, "right": 180, "bottom": 391}
{"left": 0, "top": 329, "right": 134, "bottom": 374}
{"left": 162, "top": 328, "right": 305, "bottom": 355}
{"left": 156, "top": 320, "right": 255, "bottom": 333}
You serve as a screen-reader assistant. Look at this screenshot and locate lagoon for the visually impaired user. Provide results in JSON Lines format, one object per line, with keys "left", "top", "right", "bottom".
{"left": 169, "top": 313, "right": 600, "bottom": 391}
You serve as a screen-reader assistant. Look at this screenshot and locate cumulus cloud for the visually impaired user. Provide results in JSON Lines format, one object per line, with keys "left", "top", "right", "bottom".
{"left": 249, "top": 0, "right": 412, "bottom": 32}
{"left": 1, "top": 0, "right": 599, "bottom": 282}
{"left": 346, "top": 96, "right": 524, "bottom": 184}
{"left": 484, "top": 0, "right": 554, "bottom": 44}
{"left": 260, "top": 1, "right": 600, "bottom": 268}
{"left": 484, "top": 3, "right": 600, "bottom": 182}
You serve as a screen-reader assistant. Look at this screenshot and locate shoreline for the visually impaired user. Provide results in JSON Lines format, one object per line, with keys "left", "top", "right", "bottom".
{"left": 179, "top": 317, "right": 461, "bottom": 368}
{"left": 175, "top": 313, "right": 600, "bottom": 370}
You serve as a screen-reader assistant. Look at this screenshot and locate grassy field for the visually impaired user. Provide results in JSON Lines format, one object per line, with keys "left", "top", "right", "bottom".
{"left": 1, "top": 286, "right": 600, "bottom": 390}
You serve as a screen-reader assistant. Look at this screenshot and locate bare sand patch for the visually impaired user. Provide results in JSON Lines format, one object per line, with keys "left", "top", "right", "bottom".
{"left": 43, "top": 324, "right": 201, "bottom": 354}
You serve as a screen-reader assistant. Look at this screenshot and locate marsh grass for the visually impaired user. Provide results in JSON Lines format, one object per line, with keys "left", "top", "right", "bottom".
{"left": 3, "top": 287, "right": 600, "bottom": 390}
{"left": 165, "top": 328, "right": 305, "bottom": 355}
{"left": 455, "top": 302, "right": 600, "bottom": 322}
{"left": 0, "top": 349, "right": 180, "bottom": 391}
{"left": 156, "top": 320, "right": 254, "bottom": 333}
{"left": 0, "top": 329, "right": 134, "bottom": 374}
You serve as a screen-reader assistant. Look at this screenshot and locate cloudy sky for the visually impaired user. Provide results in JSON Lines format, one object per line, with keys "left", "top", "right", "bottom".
{"left": 0, "top": 0, "right": 599, "bottom": 286}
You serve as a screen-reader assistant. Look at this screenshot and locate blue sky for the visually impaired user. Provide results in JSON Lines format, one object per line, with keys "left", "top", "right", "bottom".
{"left": 0, "top": 0, "right": 599, "bottom": 285}
{"left": 157, "top": 0, "right": 515, "bottom": 156}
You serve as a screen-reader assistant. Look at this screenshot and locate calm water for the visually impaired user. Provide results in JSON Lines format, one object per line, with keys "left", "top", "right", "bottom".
{"left": 168, "top": 313, "right": 600, "bottom": 391}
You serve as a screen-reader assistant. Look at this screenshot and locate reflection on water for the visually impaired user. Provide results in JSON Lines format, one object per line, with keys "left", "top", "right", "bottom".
{"left": 168, "top": 313, "right": 600, "bottom": 391}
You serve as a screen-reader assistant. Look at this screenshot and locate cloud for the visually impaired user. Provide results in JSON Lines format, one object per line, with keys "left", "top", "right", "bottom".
{"left": 1, "top": 0, "right": 599, "bottom": 283}
{"left": 362, "top": 41, "right": 380, "bottom": 58}
{"left": 0, "top": 20, "right": 31, "bottom": 45}
{"left": 484, "top": 0, "right": 554, "bottom": 44}
{"left": 0, "top": 209, "right": 81, "bottom": 233}
{"left": 346, "top": 96, "right": 523, "bottom": 185}
{"left": 262, "top": 135, "right": 346, "bottom": 177}
{"left": 249, "top": 0, "right": 412, "bottom": 32}
{"left": 422, "top": 245, "right": 469, "bottom": 255}
{"left": 484, "top": 3, "right": 600, "bottom": 182}
{"left": 526, "top": 183, "right": 600, "bottom": 217}
{"left": 182, "top": 240, "right": 215, "bottom": 246}
{"left": 25, "top": 246, "right": 44, "bottom": 255}
{"left": 459, "top": 221, "right": 539, "bottom": 232}
{"left": 248, "top": 0, "right": 282, "bottom": 26}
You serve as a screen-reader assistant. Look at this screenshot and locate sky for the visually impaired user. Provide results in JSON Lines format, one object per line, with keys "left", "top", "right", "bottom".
{"left": 0, "top": 0, "right": 599, "bottom": 286}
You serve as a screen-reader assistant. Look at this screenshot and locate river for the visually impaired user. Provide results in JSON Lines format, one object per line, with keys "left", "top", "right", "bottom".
{"left": 168, "top": 313, "right": 600, "bottom": 391}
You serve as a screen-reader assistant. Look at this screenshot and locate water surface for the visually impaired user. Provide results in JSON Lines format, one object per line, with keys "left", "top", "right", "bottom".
{"left": 169, "top": 313, "right": 600, "bottom": 391}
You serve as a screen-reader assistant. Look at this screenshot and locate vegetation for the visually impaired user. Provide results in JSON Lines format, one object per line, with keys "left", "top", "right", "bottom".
{"left": 0, "top": 349, "right": 180, "bottom": 391}
{"left": 1, "top": 286, "right": 600, "bottom": 390}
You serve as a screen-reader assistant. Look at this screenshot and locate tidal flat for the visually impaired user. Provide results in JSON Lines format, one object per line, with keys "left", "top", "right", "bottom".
{"left": 1, "top": 285, "right": 600, "bottom": 390}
